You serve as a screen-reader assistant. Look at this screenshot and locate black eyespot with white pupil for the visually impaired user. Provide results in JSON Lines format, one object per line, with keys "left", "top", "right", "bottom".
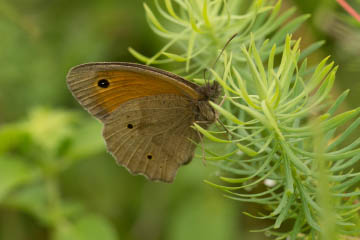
{"left": 98, "top": 79, "right": 109, "bottom": 88}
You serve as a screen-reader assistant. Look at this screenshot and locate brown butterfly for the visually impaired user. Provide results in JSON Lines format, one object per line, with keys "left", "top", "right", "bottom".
{"left": 66, "top": 62, "right": 220, "bottom": 182}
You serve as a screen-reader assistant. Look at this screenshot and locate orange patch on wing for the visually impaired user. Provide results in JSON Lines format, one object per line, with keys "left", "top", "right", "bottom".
{"left": 92, "top": 70, "right": 199, "bottom": 114}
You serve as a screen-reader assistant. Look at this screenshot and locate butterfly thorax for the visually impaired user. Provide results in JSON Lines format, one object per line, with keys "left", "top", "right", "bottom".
{"left": 195, "top": 101, "right": 216, "bottom": 123}
{"left": 195, "top": 82, "right": 221, "bottom": 123}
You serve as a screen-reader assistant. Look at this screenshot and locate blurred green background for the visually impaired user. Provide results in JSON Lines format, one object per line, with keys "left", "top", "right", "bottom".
{"left": 0, "top": 0, "right": 359, "bottom": 240}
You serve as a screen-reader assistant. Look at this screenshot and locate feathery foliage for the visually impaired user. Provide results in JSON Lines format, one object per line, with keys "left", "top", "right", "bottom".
{"left": 134, "top": 0, "right": 360, "bottom": 239}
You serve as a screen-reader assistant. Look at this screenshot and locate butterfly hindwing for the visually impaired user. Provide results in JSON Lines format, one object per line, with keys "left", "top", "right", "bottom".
{"left": 102, "top": 95, "right": 199, "bottom": 182}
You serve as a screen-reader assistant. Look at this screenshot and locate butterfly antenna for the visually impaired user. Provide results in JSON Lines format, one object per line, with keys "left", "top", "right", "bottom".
{"left": 203, "top": 32, "right": 239, "bottom": 86}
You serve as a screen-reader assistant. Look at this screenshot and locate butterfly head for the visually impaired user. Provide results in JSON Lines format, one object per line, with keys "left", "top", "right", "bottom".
{"left": 200, "top": 81, "right": 221, "bottom": 102}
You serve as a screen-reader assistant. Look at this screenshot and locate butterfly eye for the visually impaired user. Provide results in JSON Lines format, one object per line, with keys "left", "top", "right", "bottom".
{"left": 127, "top": 124, "right": 133, "bottom": 129}
{"left": 97, "top": 79, "right": 110, "bottom": 88}
{"left": 147, "top": 154, "right": 153, "bottom": 160}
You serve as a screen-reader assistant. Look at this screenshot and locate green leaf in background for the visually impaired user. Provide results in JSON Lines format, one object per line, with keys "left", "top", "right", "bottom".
{"left": 24, "top": 108, "right": 77, "bottom": 153}
{"left": 0, "top": 155, "right": 38, "bottom": 201}
{"left": 167, "top": 194, "right": 236, "bottom": 240}
{"left": 0, "top": 124, "right": 30, "bottom": 154}
{"left": 54, "top": 215, "right": 117, "bottom": 240}
{"left": 3, "top": 184, "right": 50, "bottom": 224}
{"left": 64, "top": 119, "right": 104, "bottom": 161}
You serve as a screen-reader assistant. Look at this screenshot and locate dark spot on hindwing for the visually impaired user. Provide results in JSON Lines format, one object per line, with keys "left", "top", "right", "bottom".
{"left": 127, "top": 124, "right": 133, "bottom": 129}
{"left": 147, "top": 154, "right": 152, "bottom": 160}
{"left": 98, "top": 79, "right": 109, "bottom": 88}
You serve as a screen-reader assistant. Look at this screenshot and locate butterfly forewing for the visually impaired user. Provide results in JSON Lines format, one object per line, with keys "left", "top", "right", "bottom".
{"left": 102, "top": 95, "right": 199, "bottom": 182}
{"left": 66, "top": 63, "right": 201, "bottom": 122}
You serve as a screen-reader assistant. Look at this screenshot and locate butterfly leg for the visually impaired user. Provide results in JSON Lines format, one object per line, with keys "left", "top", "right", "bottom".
{"left": 217, "top": 119, "right": 231, "bottom": 139}
{"left": 196, "top": 129, "right": 207, "bottom": 166}
{"left": 215, "top": 94, "right": 234, "bottom": 140}
{"left": 218, "top": 94, "right": 227, "bottom": 107}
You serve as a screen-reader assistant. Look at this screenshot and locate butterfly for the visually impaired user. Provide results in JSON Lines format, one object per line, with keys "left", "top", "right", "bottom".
{"left": 66, "top": 62, "right": 220, "bottom": 182}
